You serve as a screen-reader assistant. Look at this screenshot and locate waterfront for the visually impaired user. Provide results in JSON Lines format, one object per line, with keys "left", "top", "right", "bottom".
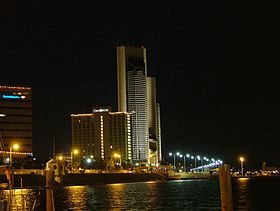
{"left": 3, "top": 177, "right": 280, "bottom": 210}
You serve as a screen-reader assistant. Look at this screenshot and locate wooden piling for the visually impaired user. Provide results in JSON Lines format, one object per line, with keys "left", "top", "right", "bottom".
{"left": 219, "top": 164, "right": 233, "bottom": 211}
{"left": 46, "top": 170, "right": 55, "bottom": 211}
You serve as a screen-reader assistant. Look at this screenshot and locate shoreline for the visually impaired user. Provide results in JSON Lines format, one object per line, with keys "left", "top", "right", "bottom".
{"left": 0, "top": 172, "right": 168, "bottom": 188}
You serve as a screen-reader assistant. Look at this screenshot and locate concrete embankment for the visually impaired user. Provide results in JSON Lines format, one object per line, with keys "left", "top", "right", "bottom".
{"left": 0, "top": 173, "right": 167, "bottom": 188}
{"left": 167, "top": 172, "right": 214, "bottom": 180}
{"left": 62, "top": 173, "right": 167, "bottom": 186}
{"left": 0, "top": 174, "right": 45, "bottom": 188}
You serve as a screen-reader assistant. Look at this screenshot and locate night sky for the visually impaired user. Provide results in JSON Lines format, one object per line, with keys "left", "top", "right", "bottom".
{"left": 1, "top": 1, "right": 279, "bottom": 169}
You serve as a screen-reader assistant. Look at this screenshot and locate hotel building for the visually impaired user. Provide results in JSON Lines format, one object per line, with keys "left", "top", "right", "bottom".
{"left": 71, "top": 107, "right": 132, "bottom": 167}
{"left": 0, "top": 86, "right": 32, "bottom": 153}
{"left": 116, "top": 46, "right": 162, "bottom": 164}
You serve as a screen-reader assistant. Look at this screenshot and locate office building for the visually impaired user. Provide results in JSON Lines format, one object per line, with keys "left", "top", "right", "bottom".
{"left": 71, "top": 107, "right": 132, "bottom": 168}
{"left": 147, "top": 77, "right": 162, "bottom": 163}
{"left": 0, "top": 86, "right": 32, "bottom": 153}
{"left": 116, "top": 46, "right": 162, "bottom": 164}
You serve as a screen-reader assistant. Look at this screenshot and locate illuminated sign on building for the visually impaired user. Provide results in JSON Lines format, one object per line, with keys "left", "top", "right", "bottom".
{"left": 93, "top": 109, "right": 109, "bottom": 113}
{"left": 2, "top": 95, "right": 26, "bottom": 99}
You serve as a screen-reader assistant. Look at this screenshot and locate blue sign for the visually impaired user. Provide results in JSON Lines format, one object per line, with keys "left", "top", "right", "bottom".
{"left": 3, "top": 95, "right": 21, "bottom": 99}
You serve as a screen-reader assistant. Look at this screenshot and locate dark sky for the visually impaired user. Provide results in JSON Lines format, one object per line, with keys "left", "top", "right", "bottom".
{"left": 1, "top": 1, "right": 279, "bottom": 169}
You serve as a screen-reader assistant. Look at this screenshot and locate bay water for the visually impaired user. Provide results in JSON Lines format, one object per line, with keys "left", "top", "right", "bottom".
{"left": 6, "top": 177, "right": 280, "bottom": 210}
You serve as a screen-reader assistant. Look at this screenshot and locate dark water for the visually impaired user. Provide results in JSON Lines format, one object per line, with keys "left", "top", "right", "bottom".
{"left": 55, "top": 180, "right": 221, "bottom": 210}
{"left": 54, "top": 177, "right": 280, "bottom": 210}
{"left": 232, "top": 177, "right": 280, "bottom": 211}
{"left": 5, "top": 177, "right": 280, "bottom": 210}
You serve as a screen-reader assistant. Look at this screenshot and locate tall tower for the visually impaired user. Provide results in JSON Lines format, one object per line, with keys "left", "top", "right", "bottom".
{"left": 117, "top": 46, "right": 149, "bottom": 162}
{"left": 147, "top": 77, "right": 162, "bottom": 163}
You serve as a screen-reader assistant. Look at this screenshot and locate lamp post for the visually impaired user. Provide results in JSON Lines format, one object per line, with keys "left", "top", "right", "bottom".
{"left": 196, "top": 156, "right": 201, "bottom": 168}
{"left": 240, "top": 157, "right": 244, "bottom": 176}
{"left": 185, "top": 154, "right": 190, "bottom": 172}
{"left": 191, "top": 156, "right": 194, "bottom": 168}
{"left": 169, "top": 153, "right": 175, "bottom": 172}
{"left": 8, "top": 143, "right": 19, "bottom": 192}
{"left": 58, "top": 156, "right": 63, "bottom": 161}
{"left": 169, "top": 152, "right": 180, "bottom": 173}
{"left": 10, "top": 144, "right": 19, "bottom": 167}
{"left": 179, "top": 154, "right": 188, "bottom": 172}
{"left": 183, "top": 155, "right": 186, "bottom": 172}
{"left": 113, "top": 153, "right": 121, "bottom": 167}
{"left": 71, "top": 149, "right": 79, "bottom": 171}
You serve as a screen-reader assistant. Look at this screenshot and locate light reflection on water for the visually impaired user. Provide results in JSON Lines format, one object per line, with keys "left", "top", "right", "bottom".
{"left": 4, "top": 178, "right": 280, "bottom": 210}
{"left": 234, "top": 178, "right": 252, "bottom": 210}
{"left": 54, "top": 179, "right": 221, "bottom": 210}
{"left": 62, "top": 186, "right": 89, "bottom": 210}
{"left": 3, "top": 188, "right": 41, "bottom": 210}
{"left": 232, "top": 177, "right": 280, "bottom": 211}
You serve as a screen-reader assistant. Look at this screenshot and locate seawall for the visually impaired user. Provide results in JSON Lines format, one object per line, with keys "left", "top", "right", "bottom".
{"left": 0, "top": 173, "right": 167, "bottom": 188}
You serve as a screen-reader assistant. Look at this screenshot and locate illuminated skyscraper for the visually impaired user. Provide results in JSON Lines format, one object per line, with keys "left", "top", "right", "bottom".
{"left": 147, "top": 77, "right": 162, "bottom": 163}
{"left": 117, "top": 46, "right": 162, "bottom": 164}
{"left": 0, "top": 86, "right": 32, "bottom": 153}
{"left": 71, "top": 107, "right": 132, "bottom": 168}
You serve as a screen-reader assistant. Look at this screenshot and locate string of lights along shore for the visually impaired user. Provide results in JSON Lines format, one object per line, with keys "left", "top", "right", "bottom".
{"left": 71, "top": 45, "right": 162, "bottom": 168}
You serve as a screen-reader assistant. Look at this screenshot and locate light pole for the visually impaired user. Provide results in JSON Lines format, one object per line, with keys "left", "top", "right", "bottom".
{"left": 8, "top": 144, "right": 19, "bottom": 191}
{"left": 169, "top": 153, "right": 175, "bottom": 172}
{"left": 113, "top": 153, "right": 121, "bottom": 167}
{"left": 196, "top": 156, "right": 200, "bottom": 168}
{"left": 175, "top": 152, "right": 180, "bottom": 172}
{"left": 58, "top": 156, "right": 63, "bottom": 161}
{"left": 10, "top": 144, "right": 19, "bottom": 167}
{"left": 71, "top": 149, "right": 79, "bottom": 171}
{"left": 191, "top": 156, "right": 195, "bottom": 168}
{"left": 169, "top": 152, "right": 180, "bottom": 173}
{"left": 240, "top": 157, "right": 244, "bottom": 176}
{"left": 183, "top": 155, "right": 186, "bottom": 172}
{"left": 185, "top": 154, "right": 190, "bottom": 172}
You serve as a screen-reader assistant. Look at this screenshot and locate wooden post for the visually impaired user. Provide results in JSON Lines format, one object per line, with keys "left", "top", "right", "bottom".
{"left": 46, "top": 170, "right": 55, "bottom": 211}
{"left": 219, "top": 164, "right": 233, "bottom": 211}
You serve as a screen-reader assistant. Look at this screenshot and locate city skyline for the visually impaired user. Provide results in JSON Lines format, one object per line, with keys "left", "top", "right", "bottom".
{"left": 1, "top": 1, "right": 279, "bottom": 169}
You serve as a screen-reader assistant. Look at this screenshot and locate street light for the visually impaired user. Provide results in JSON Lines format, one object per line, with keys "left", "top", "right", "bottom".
{"left": 73, "top": 149, "right": 79, "bottom": 155}
{"left": 169, "top": 152, "right": 180, "bottom": 172}
{"left": 169, "top": 153, "right": 175, "bottom": 172}
{"left": 196, "top": 155, "right": 200, "bottom": 168}
{"left": 182, "top": 154, "right": 186, "bottom": 172}
{"left": 240, "top": 157, "right": 245, "bottom": 176}
{"left": 113, "top": 153, "right": 121, "bottom": 166}
{"left": 191, "top": 156, "right": 194, "bottom": 168}
{"left": 71, "top": 148, "right": 79, "bottom": 170}
{"left": 10, "top": 144, "right": 19, "bottom": 167}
